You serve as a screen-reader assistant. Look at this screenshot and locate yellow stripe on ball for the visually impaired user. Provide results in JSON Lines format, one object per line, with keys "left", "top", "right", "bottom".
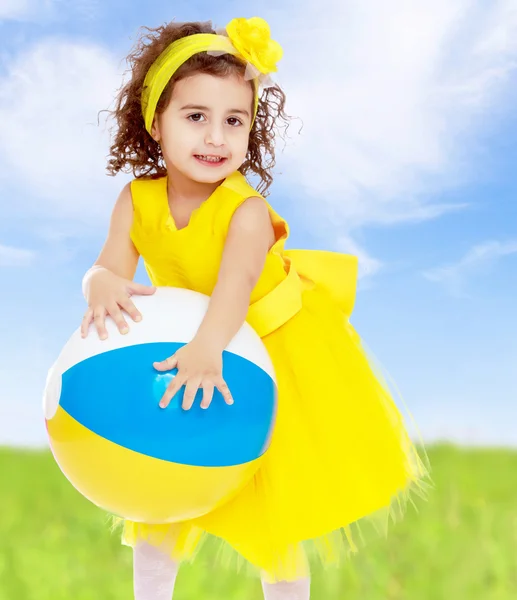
{"left": 47, "top": 405, "right": 262, "bottom": 523}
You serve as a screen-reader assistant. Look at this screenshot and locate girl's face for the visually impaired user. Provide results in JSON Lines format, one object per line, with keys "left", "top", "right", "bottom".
{"left": 151, "top": 72, "right": 254, "bottom": 184}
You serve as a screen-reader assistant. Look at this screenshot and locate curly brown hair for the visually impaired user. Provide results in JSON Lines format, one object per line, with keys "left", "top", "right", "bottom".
{"left": 100, "top": 20, "right": 295, "bottom": 196}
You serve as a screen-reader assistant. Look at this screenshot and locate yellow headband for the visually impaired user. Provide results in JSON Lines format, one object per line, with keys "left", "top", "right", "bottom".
{"left": 141, "top": 17, "right": 283, "bottom": 134}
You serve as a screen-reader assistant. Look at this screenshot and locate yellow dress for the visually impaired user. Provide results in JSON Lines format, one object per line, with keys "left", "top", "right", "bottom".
{"left": 117, "top": 170, "right": 431, "bottom": 582}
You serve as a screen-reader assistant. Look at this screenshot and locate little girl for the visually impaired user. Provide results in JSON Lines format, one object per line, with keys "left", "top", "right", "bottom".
{"left": 81, "top": 16, "right": 431, "bottom": 600}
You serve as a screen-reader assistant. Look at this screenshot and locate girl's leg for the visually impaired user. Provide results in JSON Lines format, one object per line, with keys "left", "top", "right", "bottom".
{"left": 133, "top": 540, "right": 180, "bottom": 600}
{"left": 261, "top": 578, "right": 311, "bottom": 600}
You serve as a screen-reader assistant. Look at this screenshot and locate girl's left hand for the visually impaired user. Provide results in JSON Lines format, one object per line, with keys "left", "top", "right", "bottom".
{"left": 154, "top": 338, "right": 234, "bottom": 411}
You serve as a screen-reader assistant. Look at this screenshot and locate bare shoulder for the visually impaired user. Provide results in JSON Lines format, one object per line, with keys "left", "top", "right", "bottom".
{"left": 230, "top": 196, "right": 275, "bottom": 246}
{"left": 232, "top": 196, "right": 271, "bottom": 226}
{"left": 109, "top": 182, "right": 134, "bottom": 229}
{"left": 115, "top": 181, "right": 133, "bottom": 210}
{"left": 93, "top": 181, "right": 139, "bottom": 278}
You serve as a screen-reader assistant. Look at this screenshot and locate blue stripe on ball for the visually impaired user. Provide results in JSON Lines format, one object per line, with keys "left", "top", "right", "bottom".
{"left": 59, "top": 342, "right": 277, "bottom": 467}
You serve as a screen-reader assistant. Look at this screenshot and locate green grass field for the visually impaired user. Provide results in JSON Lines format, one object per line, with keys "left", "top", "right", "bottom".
{"left": 0, "top": 443, "right": 516, "bottom": 599}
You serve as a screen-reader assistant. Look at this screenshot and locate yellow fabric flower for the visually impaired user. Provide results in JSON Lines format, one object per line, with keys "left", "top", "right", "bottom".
{"left": 226, "top": 17, "right": 283, "bottom": 75}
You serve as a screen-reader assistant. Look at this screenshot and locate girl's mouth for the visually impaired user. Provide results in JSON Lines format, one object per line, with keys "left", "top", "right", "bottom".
{"left": 194, "top": 155, "right": 228, "bottom": 167}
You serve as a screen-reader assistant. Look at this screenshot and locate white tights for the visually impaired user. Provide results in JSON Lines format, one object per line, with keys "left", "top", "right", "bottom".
{"left": 260, "top": 578, "right": 311, "bottom": 599}
{"left": 133, "top": 541, "right": 311, "bottom": 599}
{"left": 133, "top": 542, "right": 179, "bottom": 600}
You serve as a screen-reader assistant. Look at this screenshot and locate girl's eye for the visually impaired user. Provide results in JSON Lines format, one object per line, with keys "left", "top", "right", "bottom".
{"left": 187, "top": 114, "right": 243, "bottom": 126}
{"left": 188, "top": 113, "right": 205, "bottom": 122}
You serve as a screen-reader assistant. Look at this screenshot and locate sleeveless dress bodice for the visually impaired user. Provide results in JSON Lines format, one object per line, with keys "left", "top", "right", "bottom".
{"left": 129, "top": 170, "right": 358, "bottom": 338}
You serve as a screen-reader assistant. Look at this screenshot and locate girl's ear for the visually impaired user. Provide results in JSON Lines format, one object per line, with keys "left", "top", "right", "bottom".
{"left": 150, "top": 116, "right": 161, "bottom": 142}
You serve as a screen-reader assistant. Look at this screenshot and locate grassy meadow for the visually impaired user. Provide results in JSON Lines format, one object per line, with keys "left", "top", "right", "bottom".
{"left": 0, "top": 443, "right": 516, "bottom": 599}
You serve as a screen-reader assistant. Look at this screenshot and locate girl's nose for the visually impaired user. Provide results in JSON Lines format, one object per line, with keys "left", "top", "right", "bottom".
{"left": 205, "top": 123, "right": 225, "bottom": 146}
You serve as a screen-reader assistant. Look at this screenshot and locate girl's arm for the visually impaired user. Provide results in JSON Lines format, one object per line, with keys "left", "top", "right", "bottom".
{"left": 81, "top": 183, "right": 156, "bottom": 338}
{"left": 84, "top": 182, "right": 140, "bottom": 284}
{"left": 193, "top": 196, "right": 276, "bottom": 351}
{"left": 154, "top": 195, "right": 275, "bottom": 410}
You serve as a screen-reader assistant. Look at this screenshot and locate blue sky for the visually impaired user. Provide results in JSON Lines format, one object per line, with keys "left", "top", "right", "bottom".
{"left": 0, "top": 0, "right": 516, "bottom": 448}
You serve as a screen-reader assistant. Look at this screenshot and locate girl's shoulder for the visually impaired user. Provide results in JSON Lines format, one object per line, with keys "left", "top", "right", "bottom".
{"left": 219, "top": 171, "right": 286, "bottom": 219}
{"left": 220, "top": 170, "right": 263, "bottom": 200}
{"left": 217, "top": 172, "right": 289, "bottom": 250}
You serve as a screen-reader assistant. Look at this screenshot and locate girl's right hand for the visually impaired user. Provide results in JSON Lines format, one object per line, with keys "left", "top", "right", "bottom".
{"left": 81, "top": 267, "right": 156, "bottom": 340}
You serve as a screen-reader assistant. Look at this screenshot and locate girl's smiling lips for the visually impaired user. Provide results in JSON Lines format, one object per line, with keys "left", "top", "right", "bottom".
{"left": 193, "top": 154, "right": 228, "bottom": 166}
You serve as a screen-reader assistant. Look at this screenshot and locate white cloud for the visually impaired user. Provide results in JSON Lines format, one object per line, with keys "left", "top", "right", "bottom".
{"left": 336, "top": 234, "right": 382, "bottom": 281}
{"left": 423, "top": 239, "right": 517, "bottom": 296}
{"left": 276, "top": 0, "right": 517, "bottom": 230}
{"left": 0, "top": 0, "right": 100, "bottom": 22}
{"left": 0, "top": 0, "right": 54, "bottom": 21}
{"left": 0, "top": 0, "right": 34, "bottom": 20}
{"left": 0, "top": 243, "right": 35, "bottom": 266}
{"left": 0, "top": 38, "right": 126, "bottom": 222}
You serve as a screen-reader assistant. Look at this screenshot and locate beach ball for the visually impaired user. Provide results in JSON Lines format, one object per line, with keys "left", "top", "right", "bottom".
{"left": 43, "top": 287, "right": 277, "bottom": 523}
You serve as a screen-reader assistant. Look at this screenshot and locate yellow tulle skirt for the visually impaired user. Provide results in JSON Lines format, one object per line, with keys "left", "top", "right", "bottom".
{"left": 112, "top": 283, "right": 432, "bottom": 582}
